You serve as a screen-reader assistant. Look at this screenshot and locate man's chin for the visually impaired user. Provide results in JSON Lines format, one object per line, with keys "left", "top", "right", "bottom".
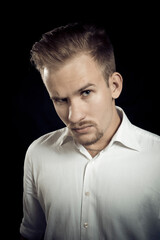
{"left": 73, "top": 132, "right": 103, "bottom": 147}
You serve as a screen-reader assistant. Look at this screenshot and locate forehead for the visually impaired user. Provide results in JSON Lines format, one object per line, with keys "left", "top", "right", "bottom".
{"left": 43, "top": 54, "right": 102, "bottom": 79}
{"left": 42, "top": 54, "right": 105, "bottom": 96}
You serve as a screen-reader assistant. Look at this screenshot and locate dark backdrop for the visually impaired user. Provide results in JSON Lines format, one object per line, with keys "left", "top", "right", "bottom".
{"left": 9, "top": 2, "right": 160, "bottom": 239}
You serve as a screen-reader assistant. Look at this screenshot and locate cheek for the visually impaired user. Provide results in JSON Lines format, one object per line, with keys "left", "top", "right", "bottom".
{"left": 90, "top": 91, "right": 113, "bottom": 124}
{"left": 90, "top": 91, "right": 112, "bottom": 115}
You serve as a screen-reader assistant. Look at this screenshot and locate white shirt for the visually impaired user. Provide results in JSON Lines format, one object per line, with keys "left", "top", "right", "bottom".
{"left": 20, "top": 107, "right": 160, "bottom": 240}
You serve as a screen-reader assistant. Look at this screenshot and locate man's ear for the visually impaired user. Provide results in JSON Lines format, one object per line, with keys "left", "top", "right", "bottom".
{"left": 109, "top": 72, "right": 123, "bottom": 99}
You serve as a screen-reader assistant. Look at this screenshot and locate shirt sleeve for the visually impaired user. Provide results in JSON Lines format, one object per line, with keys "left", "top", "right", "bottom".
{"left": 20, "top": 148, "right": 46, "bottom": 240}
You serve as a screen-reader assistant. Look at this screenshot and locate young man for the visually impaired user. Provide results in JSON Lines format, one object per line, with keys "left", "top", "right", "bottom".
{"left": 20, "top": 23, "right": 160, "bottom": 240}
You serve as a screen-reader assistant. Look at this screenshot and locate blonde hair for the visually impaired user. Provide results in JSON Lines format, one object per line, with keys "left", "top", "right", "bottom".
{"left": 31, "top": 22, "right": 116, "bottom": 85}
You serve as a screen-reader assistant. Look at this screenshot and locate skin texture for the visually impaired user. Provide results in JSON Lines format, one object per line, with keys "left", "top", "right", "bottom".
{"left": 42, "top": 54, "right": 123, "bottom": 157}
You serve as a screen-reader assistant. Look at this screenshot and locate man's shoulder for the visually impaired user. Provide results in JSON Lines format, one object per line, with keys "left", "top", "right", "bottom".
{"left": 27, "top": 127, "right": 68, "bottom": 153}
{"left": 132, "top": 125, "right": 160, "bottom": 151}
{"left": 24, "top": 127, "right": 72, "bottom": 169}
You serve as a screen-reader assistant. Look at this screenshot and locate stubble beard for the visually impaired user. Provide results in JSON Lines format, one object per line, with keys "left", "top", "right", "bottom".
{"left": 71, "top": 127, "right": 104, "bottom": 147}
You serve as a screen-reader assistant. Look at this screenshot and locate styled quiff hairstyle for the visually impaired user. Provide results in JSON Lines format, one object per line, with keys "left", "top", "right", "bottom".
{"left": 31, "top": 22, "right": 116, "bottom": 85}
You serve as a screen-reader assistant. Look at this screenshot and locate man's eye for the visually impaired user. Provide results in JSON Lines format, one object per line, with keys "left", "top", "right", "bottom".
{"left": 81, "top": 90, "right": 91, "bottom": 97}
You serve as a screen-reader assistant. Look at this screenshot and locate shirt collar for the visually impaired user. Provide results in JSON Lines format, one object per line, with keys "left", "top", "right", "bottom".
{"left": 111, "top": 106, "right": 140, "bottom": 151}
{"left": 58, "top": 127, "right": 73, "bottom": 146}
{"left": 59, "top": 106, "right": 140, "bottom": 151}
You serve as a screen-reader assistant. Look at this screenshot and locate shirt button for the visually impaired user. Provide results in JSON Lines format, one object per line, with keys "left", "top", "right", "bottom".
{"left": 83, "top": 222, "right": 88, "bottom": 228}
{"left": 85, "top": 192, "right": 90, "bottom": 196}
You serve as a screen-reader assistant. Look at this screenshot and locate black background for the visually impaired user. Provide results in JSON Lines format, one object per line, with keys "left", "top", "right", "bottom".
{"left": 8, "top": 1, "right": 160, "bottom": 238}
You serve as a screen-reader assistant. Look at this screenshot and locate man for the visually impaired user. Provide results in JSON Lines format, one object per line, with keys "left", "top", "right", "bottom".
{"left": 20, "top": 23, "right": 160, "bottom": 240}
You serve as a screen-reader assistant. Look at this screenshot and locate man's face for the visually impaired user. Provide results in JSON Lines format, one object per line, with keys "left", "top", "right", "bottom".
{"left": 43, "top": 55, "right": 120, "bottom": 147}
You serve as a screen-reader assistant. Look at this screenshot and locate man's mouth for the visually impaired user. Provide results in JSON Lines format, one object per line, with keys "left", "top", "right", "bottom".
{"left": 71, "top": 125, "right": 93, "bottom": 134}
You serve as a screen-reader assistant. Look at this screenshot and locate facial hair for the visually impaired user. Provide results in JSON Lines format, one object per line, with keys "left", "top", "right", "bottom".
{"left": 68, "top": 120, "right": 104, "bottom": 146}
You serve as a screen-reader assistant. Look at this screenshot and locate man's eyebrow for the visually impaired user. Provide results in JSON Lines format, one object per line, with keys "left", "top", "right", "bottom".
{"left": 51, "top": 83, "right": 96, "bottom": 100}
{"left": 77, "top": 83, "right": 96, "bottom": 93}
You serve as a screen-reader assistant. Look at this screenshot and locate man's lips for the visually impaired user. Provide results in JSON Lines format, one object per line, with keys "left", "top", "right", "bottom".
{"left": 71, "top": 125, "right": 93, "bottom": 134}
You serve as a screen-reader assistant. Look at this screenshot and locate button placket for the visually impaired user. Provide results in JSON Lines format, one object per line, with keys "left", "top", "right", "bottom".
{"left": 80, "top": 161, "right": 94, "bottom": 239}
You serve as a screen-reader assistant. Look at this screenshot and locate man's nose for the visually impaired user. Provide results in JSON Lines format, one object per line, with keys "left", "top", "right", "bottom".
{"left": 68, "top": 102, "right": 85, "bottom": 124}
